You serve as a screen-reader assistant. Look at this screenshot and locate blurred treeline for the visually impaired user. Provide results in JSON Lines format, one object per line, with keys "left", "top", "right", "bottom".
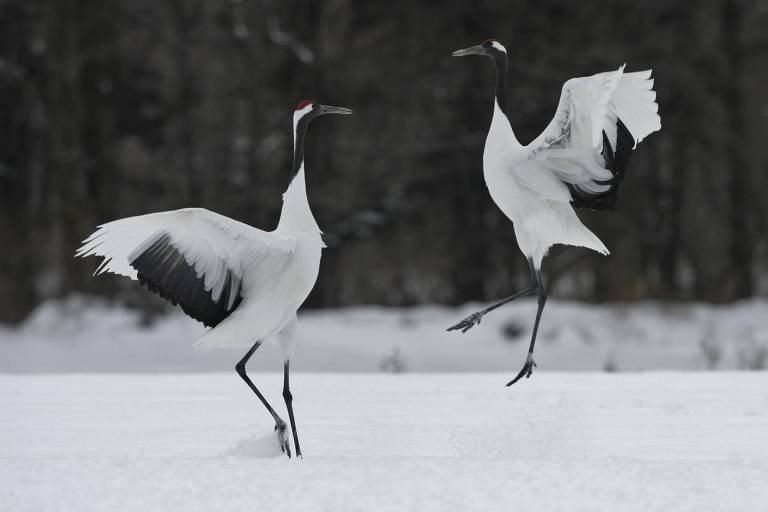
{"left": 1, "top": 0, "right": 767, "bottom": 322}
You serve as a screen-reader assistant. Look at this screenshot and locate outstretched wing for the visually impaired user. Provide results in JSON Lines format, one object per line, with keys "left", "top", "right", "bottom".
{"left": 76, "top": 208, "right": 295, "bottom": 327}
{"left": 520, "top": 65, "right": 661, "bottom": 209}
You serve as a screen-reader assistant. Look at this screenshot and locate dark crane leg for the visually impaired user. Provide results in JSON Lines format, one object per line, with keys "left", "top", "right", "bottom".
{"left": 282, "top": 360, "right": 302, "bottom": 458}
{"left": 235, "top": 340, "right": 291, "bottom": 457}
{"left": 507, "top": 269, "right": 546, "bottom": 386}
{"left": 447, "top": 260, "right": 546, "bottom": 386}
{"left": 447, "top": 259, "right": 539, "bottom": 333}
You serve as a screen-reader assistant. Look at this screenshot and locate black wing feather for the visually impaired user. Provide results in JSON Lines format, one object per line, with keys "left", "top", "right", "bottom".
{"left": 568, "top": 118, "right": 634, "bottom": 211}
{"left": 130, "top": 233, "right": 243, "bottom": 327}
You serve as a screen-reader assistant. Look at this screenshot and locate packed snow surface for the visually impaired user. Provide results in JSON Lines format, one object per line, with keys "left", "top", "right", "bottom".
{"left": 1, "top": 296, "right": 767, "bottom": 373}
{"left": 1, "top": 372, "right": 766, "bottom": 511}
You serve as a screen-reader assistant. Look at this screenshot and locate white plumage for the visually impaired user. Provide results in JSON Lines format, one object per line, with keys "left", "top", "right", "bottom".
{"left": 76, "top": 206, "right": 311, "bottom": 350}
{"left": 76, "top": 100, "right": 352, "bottom": 458}
{"left": 530, "top": 66, "right": 660, "bottom": 191}
{"left": 78, "top": 209, "right": 292, "bottom": 312}
{"left": 484, "top": 64, "right": 660, "bottom": 265}
{"left": 449, "top": 39, "right": 661, "bottom": 385}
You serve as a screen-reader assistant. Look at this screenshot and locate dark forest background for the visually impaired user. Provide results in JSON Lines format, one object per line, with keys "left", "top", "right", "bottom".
{"left": 1, "top": 0, "right": 767, "bottom": 323}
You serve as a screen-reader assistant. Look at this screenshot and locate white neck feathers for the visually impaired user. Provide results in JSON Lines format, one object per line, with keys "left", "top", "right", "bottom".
{"left": 489, "top": 100, "right": 520, "bottom": 148}
{"left": 490, "top": 41, "right": 507, "bottom": 53}
{"left": 278, "top": 166, "right": 320, "bottom": 233}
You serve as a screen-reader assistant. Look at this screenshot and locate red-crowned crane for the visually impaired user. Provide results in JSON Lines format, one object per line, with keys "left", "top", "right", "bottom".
{"left": 76, "top": 101, "right": 353, "bottom": 458}
{"left": 448, "top": 39, "right": 661, "bottom": 386}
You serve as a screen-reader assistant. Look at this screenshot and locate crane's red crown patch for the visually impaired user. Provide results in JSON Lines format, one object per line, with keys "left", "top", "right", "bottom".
{"left": 296, "top": 100, "right": 313, "bottom": 110}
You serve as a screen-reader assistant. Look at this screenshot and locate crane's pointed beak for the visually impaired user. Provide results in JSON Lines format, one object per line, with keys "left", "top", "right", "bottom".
{"left": 316, "top": 104, "right": 354, "bottom": 116}
{"left": 452, "top": 44, "right": 484, "bottom": 57}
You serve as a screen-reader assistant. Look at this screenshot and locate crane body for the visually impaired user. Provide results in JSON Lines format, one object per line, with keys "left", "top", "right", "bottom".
{"left": 449, "top": 39, "right": 661, "bottom": 385}
{"left": 77, "top": 101, "right": 352, "bottom": 457}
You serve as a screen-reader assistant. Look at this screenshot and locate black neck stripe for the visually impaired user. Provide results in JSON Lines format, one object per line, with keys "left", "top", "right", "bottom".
{"left": 491, "top": 52, "right": 509, "bottom": 117}
{"left": 291, "top": 115, "right": 311, "bottom": 179}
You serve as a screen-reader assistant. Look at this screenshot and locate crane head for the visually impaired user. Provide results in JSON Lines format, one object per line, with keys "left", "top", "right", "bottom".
{"left": 294, "top": 100, "right": 353, "bottom": 122}
{"left": 452, "top": 39, "right": 507, "bottom": 58}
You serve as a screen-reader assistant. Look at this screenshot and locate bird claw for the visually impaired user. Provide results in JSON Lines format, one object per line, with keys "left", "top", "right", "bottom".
{"left": 275, "top": 420, "right": 291, "bottom": 458}
{"left": 506, "top": 359, "right": 537, "bottom": 387}
{"left": 447, "top": 312, "right": 484, "bottom": 333}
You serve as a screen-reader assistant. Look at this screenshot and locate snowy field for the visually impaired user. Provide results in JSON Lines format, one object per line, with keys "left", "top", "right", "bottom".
{"left": 1, "top": 296, "right": 767, "bottom": 373}
{"left": 2, "top": 297, "right": 767, "bottom": 509}
{"left": 1, "top": 372, "right": 766, "bottom": 511}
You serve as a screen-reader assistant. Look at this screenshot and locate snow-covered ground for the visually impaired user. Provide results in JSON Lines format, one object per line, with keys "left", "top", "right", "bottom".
{"left": 1, "top": 372, "right": 766, "bottom": 511}
{"left": 3, "top": 299, "right": 767, "bottom": 510}
{"left": 1, "top": 296, "right": 767, "bottom": 373}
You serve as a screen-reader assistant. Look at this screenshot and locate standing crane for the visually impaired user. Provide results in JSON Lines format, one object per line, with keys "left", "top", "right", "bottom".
{"left": 448, "top": 39, "right": 661, "bottom": 386}
{"left": 76, "top": 100, "right": 353, "bottom": 458}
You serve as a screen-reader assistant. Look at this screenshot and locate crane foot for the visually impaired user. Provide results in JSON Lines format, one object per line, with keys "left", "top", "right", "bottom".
{"left": 506, "top": 359, "right": 537, "bottom": 387}
{"left": 275, "top": 420, "right": 291, "bottom": 458}
{"left": 446, "top": 312, "right": 484, "bottom": 333}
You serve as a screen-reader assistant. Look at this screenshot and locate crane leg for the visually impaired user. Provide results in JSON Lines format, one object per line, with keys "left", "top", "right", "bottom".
{"left": 507, "top": 269, "right": 546, "bottom": 386}
{"left": 235, "top": 340, "right": 291, "bottom": 457}
{"left": 447, "top": 259, "right": 539, "bottom": 333}
{"left": 282, "top": 360, "right": 302, "bottom": 458}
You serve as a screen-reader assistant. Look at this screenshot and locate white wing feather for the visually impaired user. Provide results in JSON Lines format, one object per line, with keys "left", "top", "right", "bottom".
{"left": 76, "top": 208, "right": 295, "bottom": 303}
{"left": 512, "top": 65, "right": 661, "bottom": 202}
